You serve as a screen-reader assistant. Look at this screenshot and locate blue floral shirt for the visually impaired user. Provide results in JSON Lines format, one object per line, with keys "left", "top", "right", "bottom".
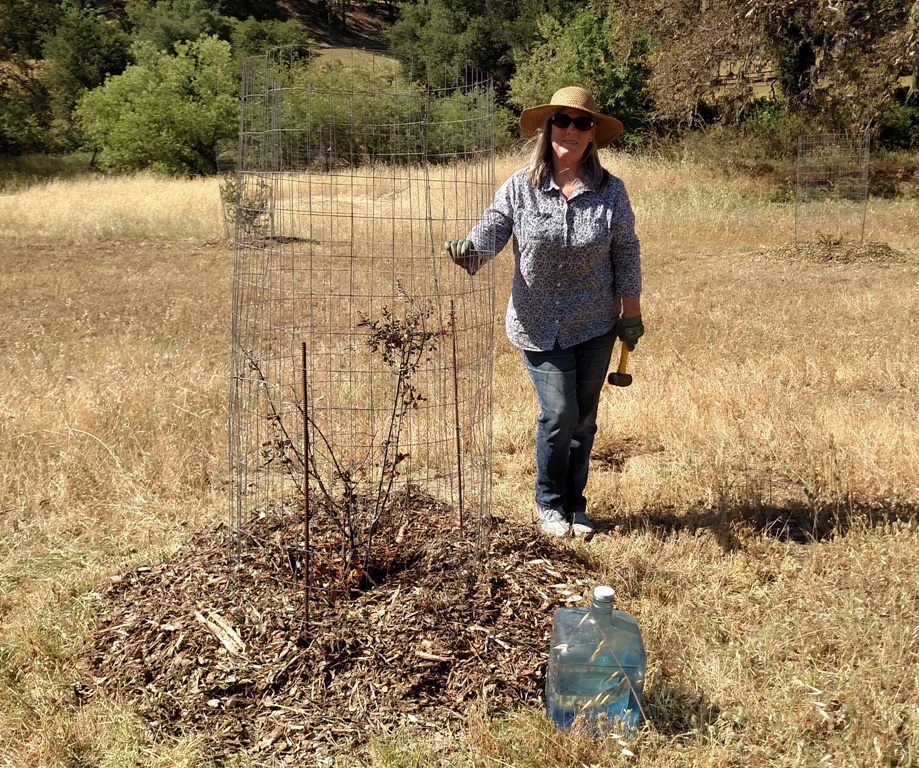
{"left": 468, "top": 167, "right": 641, "bottom": 352}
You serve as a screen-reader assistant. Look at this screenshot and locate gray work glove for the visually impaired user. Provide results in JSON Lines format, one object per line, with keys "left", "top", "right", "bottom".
{"left": 617, "top": 315, "right": 644, "bottom": 350}
{"left": 444, "top": 238, "right": 481, "bottom": 276}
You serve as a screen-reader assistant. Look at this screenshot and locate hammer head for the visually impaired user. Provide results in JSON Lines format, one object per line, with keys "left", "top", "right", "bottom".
{"left": 607, "top": 371, "right": 633, "bottom": 387}
{"left": 608, "top": 343, "right": 632, "bottom": 387}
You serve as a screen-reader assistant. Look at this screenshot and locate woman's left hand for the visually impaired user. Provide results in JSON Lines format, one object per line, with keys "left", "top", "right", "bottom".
{"left": 617, "top": 315, "right": 644, "bottom": 350}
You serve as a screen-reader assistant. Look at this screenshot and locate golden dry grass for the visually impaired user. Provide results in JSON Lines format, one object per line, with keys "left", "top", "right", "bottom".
{"left": 0, "top": 174, "right": 225, "bottom": 242}
{"left": 1, "top": 153, "right": 919, "bottom": 767}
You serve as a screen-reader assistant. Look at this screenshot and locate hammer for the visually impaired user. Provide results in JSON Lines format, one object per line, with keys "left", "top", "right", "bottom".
{"left": 607, "top": 344, "right": 632, "bottom": 387}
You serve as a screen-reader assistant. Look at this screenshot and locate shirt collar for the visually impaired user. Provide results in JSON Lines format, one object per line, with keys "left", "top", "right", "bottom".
{"left": 543, "top": 168, "right": 597, "bottom": 197}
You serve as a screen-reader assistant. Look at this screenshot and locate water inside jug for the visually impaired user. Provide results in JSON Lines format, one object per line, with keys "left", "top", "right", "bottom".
{"left": 545, "top": 585, "right": 647, "bottom": 735}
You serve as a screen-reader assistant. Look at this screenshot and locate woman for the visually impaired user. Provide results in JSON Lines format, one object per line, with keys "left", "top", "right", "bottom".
{"left": 445, "top": 86, "right": 643, "bottom": 538}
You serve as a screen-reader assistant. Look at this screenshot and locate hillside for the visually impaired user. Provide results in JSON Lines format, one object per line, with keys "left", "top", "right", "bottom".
{"left": 277, "top": 0, "right": 393, "bottom": 48}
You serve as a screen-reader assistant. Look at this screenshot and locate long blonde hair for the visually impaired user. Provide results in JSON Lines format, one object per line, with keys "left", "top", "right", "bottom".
{"left": 524, "top": 116, "right": 607, "bottom": 190}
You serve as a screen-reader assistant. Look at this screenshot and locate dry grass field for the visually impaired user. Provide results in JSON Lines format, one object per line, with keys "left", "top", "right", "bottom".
{"left": 1, "top": 153, "right": 918, "bottom": 767}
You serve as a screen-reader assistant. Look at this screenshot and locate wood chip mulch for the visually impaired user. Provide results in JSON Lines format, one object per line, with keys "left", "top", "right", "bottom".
{"left": 769, "top": 240, "right": 911, "bottom": 263}
{"left": 86, "top": 502, "right": 593, "bottom": 763}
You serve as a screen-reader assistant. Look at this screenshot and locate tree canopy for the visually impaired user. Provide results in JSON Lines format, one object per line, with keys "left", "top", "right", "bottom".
{"left": 507, "top": 4, "right": 652, "bottom": 140}
{"left": 127, "top": 0, "right": 234, "bottom": 54}
{"left": 41, "top": 2, "right": 131, "bottom": 150}
{"left": 0, "top": 0, "right": 60, "bottom": 60}
{"left": 75, "top": 36, "right": 239, "bottom": 174}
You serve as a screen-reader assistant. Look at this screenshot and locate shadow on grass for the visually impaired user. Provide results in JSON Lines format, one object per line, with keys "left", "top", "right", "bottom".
{"left": 642, "top": 676, "right": 722, "bottom": 738}
{"left": 606, "top": 500, "right": 919, "bottom": 552}
{"left": 591, "top": 439, "right": 919, "bottom": 550}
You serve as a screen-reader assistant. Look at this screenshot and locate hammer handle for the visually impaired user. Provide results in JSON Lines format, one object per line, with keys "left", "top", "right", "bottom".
{"left": 618, "top": 343, "right": 629, "bottom": 375}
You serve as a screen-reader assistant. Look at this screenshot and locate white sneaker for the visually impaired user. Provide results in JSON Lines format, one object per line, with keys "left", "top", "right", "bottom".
{"left": 571, "top": 510, "right": 595, "bottom": 538}
{"left": 537, "top": 505, "right": 570, "bottom": 537}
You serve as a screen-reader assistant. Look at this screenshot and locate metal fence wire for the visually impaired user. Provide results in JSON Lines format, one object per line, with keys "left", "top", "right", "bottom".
{"left": 228, "top": 46, "right": 497, "bottom": 608}
{"left": 795, "top": 132, "right": 870, "bottom": 243}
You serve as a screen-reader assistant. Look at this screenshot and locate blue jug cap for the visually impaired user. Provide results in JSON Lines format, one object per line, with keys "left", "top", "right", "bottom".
{"left": 593, "top": 585, "right": 615, "bottom": 602}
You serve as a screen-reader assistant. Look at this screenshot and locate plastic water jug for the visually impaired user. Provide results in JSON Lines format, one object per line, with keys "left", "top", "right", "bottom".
{"left": 545, "top": 585, "right": 647, "bottom": 734}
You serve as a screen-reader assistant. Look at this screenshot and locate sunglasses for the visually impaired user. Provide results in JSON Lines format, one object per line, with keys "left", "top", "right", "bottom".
{"left": 549, "top": 113, "right": 595, "bottom": 131}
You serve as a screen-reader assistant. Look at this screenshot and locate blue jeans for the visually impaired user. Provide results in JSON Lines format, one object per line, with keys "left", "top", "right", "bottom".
{"left": 522, "top": 329, "right": 616, "bottom": 516}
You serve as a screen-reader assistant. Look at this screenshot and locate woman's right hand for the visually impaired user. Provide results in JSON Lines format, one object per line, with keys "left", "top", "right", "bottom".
{"left": 444, "top": 239, "right": 481, "bottom": 276}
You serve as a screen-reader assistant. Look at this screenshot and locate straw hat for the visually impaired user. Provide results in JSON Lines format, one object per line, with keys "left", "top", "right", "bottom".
{"left": 519, "top": 86, "right": 624, "bottom": 148}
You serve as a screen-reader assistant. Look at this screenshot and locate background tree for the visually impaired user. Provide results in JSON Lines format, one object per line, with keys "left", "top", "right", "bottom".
{"left": 41, "top": 2, "right": 131, "bottom": 150}
{"left": 0, "top": 0, "right": 59, "bottom": 154}
{"left": 0, "top": 0, "right": 60, "bottom": 60}
{"left": 508, "top": 3, "right": 652, "bottom": 140}
{"left": 217, "top": 0, "right": 287, "bottom": 21}
{"left": 389, "top": 1, "right": 475, "bottom": 86}
{"left": 750, "top": 0, "right": 917, "bottom": 130}
{"left": 230, "top": 16, "right": 312, "bottom": 60}
{"left": 126, "top": 0, "right": 233, "bottom": 52}
{"left": 0, "top": 67, "right": 50, "bottom": 154}
{"left": 75, "top": 35, "right": 238, "bottom": 174}
{"left": 621, "top": 0, "right": 919, "bottom": 136}
{"left": 389, "top": 0, "right": 581, "bottom": 96}
{"left": 506, "top": 15, "right": 581, "bottom": 109}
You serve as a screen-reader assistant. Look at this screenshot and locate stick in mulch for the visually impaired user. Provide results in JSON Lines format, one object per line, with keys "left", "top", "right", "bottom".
{"left": 301, "top": 340, "right": 311, "bottom": 631}
{"left": 450, "top": 300, "right": 464, "bottom": 532}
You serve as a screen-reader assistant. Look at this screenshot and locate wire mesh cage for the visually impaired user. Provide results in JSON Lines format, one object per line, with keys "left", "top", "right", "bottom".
{"left": 229, "top": 46, "right": 497, "bottom": 606}
{"left": 795, "top": 132, "right": 870, "bottom": 243}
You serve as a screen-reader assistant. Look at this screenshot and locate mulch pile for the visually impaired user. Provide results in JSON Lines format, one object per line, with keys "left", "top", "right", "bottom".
{"left": 769, "top": 239, "right": 911, "bottom": 263}
{"left": 87, "top": 500, "right": 593, "bottom": 763}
